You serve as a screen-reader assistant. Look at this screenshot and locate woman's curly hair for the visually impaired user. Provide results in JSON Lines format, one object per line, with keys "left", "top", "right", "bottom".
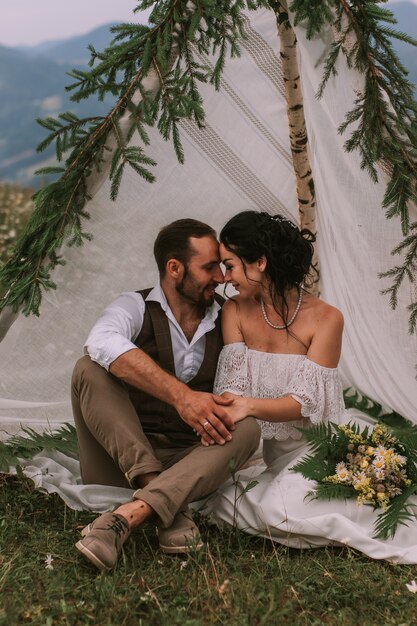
{"left": 220, "top": 210, "right": 316, "bottom": 327}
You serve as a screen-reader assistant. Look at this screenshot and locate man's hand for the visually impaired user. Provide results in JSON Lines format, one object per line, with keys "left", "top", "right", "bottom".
{"left": 175, "top": 390, "right": 235, "bottom": 446}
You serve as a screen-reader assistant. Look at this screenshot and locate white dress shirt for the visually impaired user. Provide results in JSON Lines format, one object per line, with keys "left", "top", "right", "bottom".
{"left": 84, "top": 285, "right": 222, "bottom": 383}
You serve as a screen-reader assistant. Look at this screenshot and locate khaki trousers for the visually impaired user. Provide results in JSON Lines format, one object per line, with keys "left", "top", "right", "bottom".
{"left": 71, "top": 356, "right": 261, "bottom": 527}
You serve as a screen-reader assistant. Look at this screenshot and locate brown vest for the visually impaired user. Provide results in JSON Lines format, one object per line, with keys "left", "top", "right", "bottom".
{"left": 125, "top": 288, "right": 224, "bottom": 441}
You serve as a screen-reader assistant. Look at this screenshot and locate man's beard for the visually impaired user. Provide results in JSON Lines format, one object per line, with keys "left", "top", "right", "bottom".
{"left": 176, "top": 267, "right": 216, "bottom": 308}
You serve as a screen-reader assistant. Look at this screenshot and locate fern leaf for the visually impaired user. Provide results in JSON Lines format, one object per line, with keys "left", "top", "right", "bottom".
{"left": 0, "top": 423, "right": 78, "bottom": 472}
{"left": 291, "top": 453, "right": 332, "bottom": 481}
{"left": 306, "top": 482, "right": 355, "bottom": 502}
{"left": 373, "top": 484, "right": 417, "bottom": 539}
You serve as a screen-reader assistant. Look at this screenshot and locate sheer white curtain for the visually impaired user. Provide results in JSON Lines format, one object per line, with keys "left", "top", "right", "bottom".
{"left": 1, "top": 8, "right": 416, "bottom": 438}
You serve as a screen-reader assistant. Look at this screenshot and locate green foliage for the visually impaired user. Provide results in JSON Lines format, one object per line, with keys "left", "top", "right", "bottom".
{"left": 373, "top": 482, "right": 417, "bottom": 539}
{"left": 229, "top": 456, "right": 259, "bottom": 529}
{"left": 293, "top": 413, "right": 417, "bottom": 540}
{"left": 288, "top": 0, "right": 417, "bottom": 335}
{"left": 0, "top": 424, "right": 78, "bottom": 472}
{"left": 343, "top": 387, "right": 403, "bottom": 421}
{"left": 0, "top": 185, "right": 33, "bottom": 282}
{"left": 307, "top": 481, "right": 356, "bottom": 502}
{"left": 343, "top": 388, "right": 417, "bottom": 474}
{"left": 1, "top": 0, "right": 417, "bottom": 323}
{"left": 0, "top": 0, "right": 268, "bottom": 316}
{"left": 1, "top": 473, "right": 417, "bottom": 625}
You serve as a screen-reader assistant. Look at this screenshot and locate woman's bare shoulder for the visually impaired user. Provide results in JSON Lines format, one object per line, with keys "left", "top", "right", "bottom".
{"left": 305, "top": 296, "right": 344, "bottom": 366}
{"left": 305, "top": 294, "right": 344, "bottom": 326}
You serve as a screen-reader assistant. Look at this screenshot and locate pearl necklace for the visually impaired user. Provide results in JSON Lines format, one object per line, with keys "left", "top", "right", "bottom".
{"left": 260, "top": 290, "right": 303, "bottom": 330}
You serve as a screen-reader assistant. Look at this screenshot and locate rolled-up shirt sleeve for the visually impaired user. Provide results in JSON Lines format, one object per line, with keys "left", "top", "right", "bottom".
{"left": 84, "top": 292, "right": 145, "bottom": 370}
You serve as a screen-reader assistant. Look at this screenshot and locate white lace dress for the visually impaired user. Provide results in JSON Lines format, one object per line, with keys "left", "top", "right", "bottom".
{"left": 200, "top": 343, "right": 417, "bottom": 563}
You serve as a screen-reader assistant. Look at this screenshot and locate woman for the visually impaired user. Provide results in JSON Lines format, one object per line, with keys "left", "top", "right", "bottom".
{"left": 200, "top": 210, "right": 417, "bottom": 563}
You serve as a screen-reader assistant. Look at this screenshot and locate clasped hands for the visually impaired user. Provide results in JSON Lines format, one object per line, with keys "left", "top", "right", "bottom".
{"left": 176, "top": 390, "right": 249, "bottom": 447}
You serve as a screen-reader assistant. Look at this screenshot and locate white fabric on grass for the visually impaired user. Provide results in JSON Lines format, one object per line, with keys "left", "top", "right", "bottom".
{"left": 9, "top": 450, "right": 134, "bottom": 512}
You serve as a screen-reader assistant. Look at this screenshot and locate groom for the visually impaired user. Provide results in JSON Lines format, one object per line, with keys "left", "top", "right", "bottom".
{"left": 72, "top": 218, "right": 260, "bottom": 571}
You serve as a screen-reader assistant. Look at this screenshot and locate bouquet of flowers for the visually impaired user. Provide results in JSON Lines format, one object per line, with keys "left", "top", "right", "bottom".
{"left": 292, "top": 420, "right": 417, "bottom": 539}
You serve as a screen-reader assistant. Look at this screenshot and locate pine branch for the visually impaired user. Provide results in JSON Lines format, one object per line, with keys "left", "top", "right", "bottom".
{"left": 379, "top": 222, "right": 417, "bottom": 325}
{"left": 288, "top": 0, "right": 417, "bottom": 335}
{"left": 2, "top": 0, "right": 416, "bottom": 327}
{"left": 0, "top": 0, "right": 267, "bottom": 317}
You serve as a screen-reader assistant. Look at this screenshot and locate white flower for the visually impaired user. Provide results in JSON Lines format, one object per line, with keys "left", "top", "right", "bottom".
{"left": 352, "top": 472, "right": 366, "bottom": 485}
{"left": 406, "top": 580, "right": 417, "bottom": 593}
{"left": 336, "top": 463, "right": 350, "bottom": 482}
{"left": 372, "top": 458, "right": 385, "bottom": 470}
{"left": 45, "top": 554, "right": 54, "bottom": 570}
{"left": 180, "top": 561, "right": 188, "bottom": 570}
{"left": 374, "top": 469, "right": 386, "bottom": 481}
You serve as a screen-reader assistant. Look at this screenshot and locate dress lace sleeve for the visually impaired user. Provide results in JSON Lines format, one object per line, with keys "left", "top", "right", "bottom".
{"left": 213, "top": 343, "right": 249, "bottom": 396}
{"left": 289, "top": 358, "right": 345, "bottom": 425}
{"left": 260, "top": 357, "right": 345, "bottom": 441}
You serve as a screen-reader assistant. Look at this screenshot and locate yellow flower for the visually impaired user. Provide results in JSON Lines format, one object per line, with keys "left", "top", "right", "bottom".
{"left": 360, "top": 459, "right": 369, "bottom": 469}
{"left": 366, "top": 447, "right": 375, "bottom": 456}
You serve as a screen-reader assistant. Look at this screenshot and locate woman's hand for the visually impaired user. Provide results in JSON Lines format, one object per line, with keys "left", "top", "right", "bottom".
{"left": 197, "top": 391, "right": 252, "bottom": 446}
{"left": 200, "top": 392, "right": 251, "bottom": 446}
{"left": 220, "top": 392, "right": 251, "bottom": 423}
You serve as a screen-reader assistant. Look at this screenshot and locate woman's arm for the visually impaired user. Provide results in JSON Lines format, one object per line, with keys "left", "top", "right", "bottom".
{"left": 225, "top": 306, "right": 344, "bottom": 424}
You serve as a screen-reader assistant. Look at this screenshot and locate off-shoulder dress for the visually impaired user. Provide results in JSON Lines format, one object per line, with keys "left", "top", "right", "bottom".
{"left": 200, "top": 343, "right": 417, "bottom": 563}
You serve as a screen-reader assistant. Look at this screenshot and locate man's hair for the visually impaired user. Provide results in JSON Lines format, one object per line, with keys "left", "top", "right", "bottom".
{"left": 154, "top": 218, "right": 217, "bottom": 276}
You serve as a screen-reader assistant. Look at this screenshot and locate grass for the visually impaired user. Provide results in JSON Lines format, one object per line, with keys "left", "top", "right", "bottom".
{"left": 1, "top": 184, "right": 417, "bottom": 624}
{"left": 0, "top": 183, "right": 33, "bottom": 264}
{"left": 0, "top": 182, "right": 33, "bottom": 299}
{"left": 1, "top": 473, "right": 417, "bottom": 626}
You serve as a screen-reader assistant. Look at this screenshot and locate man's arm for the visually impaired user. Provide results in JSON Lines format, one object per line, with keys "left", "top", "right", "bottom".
{"left": 85, "top": 292, "right": 234, "bottom": 445}
{"left": 109, "top": 348, "right": 234, "bottom": 445}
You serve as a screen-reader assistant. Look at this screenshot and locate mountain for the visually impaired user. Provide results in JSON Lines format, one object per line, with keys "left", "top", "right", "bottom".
{"left": 18, "top": 23, "right": 117, "bottom": 66}
{"left": 0, "top": 10, "right": 416, "bottom": 185}
{"left": 388, "top": 1, "right": 417, "bottom": 90}
{"left": 0, "top": 26, "right": 116, "bottom": 185}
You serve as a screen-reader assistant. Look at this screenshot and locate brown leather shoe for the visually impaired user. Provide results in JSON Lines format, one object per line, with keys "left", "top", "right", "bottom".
{"left": 76, "top": 512, "right": 130, "bottom": 571}
{"left": 157, "top": 509, "right": 203, "bottom": 554}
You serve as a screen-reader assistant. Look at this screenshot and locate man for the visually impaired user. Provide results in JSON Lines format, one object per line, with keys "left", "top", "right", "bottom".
{"left": 72, "top": 218, "right": 260, "bottom": 571}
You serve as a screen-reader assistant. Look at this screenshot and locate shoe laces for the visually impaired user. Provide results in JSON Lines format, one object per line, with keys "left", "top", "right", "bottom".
{"left": 106, "top": 515, "right": 129, "bottom": 537}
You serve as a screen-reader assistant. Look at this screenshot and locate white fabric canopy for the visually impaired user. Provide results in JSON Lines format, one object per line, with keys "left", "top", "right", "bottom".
{"left": 1, "top": 8, "right": 416, "bottom": 439}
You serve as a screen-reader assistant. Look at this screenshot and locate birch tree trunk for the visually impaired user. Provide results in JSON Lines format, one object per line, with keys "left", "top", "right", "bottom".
{"left": 273, "top": 0, "right": 320, "bottom": 296}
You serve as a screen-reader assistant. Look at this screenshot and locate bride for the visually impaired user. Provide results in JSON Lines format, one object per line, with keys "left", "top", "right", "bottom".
{"left": 200, "top": 210, "right": 417, "bottom": 564}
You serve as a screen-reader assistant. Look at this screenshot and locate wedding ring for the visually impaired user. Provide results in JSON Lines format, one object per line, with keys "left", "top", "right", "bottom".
{"left": 202, "top": 420, "right": 210, "bottom": 429}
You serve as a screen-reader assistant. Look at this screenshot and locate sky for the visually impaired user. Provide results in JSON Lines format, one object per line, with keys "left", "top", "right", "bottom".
{"left": 0, "top": 0, "right": 150, "bottom": 47}
{"left": 0, "top": 0, "right": 415, "bottom": 47}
